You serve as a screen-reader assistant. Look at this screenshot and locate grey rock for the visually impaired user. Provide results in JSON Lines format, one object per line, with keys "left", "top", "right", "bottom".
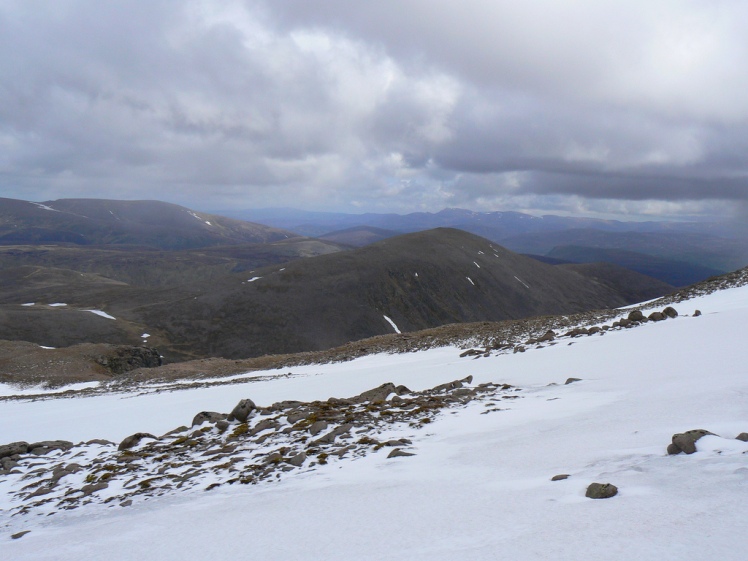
{"left": 27, "top": 486, "right": 54, "bottom": 498}
{"left": 11, "top": 531, "right": 31, "bottom": 540}
{"left": 249, "top": 418, "right": 279, "bottom": 436}
{"left": 669, "top": 429, "right": 715, "bottom": 454}
{"left": 81, "top": 481, "right": 109, "bottom": 496}
{"left": 387, "top": 448, "right": 415, "bottom": 458}
{"left": 357, "top": 383, "right": 397, "bottom": 403}
{"left": 287, "top": 452, "right": 307, "bottom": 467}
{"left": 694, "top": 309, "right": 702, "bottom": 317}
{"left": 736, "top": 433, "right": 748, "bottom": 442}
{"left": 394, "top": 385, "right": 411, "bottom": 395}
{"left": 618, "top": 318, "right": 632, "bottom": 327}
{"left": 230, "top": 399, "right": 256, "bottom": 423}
{"left": 309, "top": 420, "right": 328, "bottom": 436}
{"left": 215, "top": 420, "right": 230, "bottom": 432}
{"left": 286, "top": 411, "right": 307, "bottom": 424}
{"left": 551, "top": 474, "right": 570, "bottom": 481}
{"left": 86, "top": 439, "right": 115, "bottom": 446}
{"left": 662, "top": 306, "right": 678, "bottom": 318}
{"left": 118, "top": 432, "right": 157, "bottom": 451}
{"left": 648, "top": 311, "right": 666, "bottom": 322}
{"left": 120, "top": 500, "right": 133, "bottom": 507}
{"left": 0, "top": 441, "right": 29, "bottom": 459}
{"left": 459, "top": 349, "right": 483, "bottom": 358}
{"left": 585, "top": 482, "right": 618, "bottom": 499}
{"left": 564, "top": 378, "right": 582, "bottom": 385}
{"left": 666, "top": 443, "right": 681, "bottom": 455}
{"left": 191, "top": 411, "right": 226, "bottom": 427}
{"left": 588, "top": 326, "right": 602, "bottom": 335}
{"left": 28, "top": 440, "right": 74, "bottom": 455}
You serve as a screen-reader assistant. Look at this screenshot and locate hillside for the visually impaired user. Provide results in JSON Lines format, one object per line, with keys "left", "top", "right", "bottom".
{"left": 1, "top": 267, "right": 747, "bottom": 560}
{"left": 0, "top": 229, "right": 671, "bottom": 361}
{"left": 0, "top": 198, "right": 297, "bottom": 250}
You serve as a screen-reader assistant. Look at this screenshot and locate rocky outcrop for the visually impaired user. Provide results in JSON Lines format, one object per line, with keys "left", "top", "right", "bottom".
{"left": 96, "top": 346, "right": 162, "bottom": 375}
{"left": 229, "top": 399, "right": 256, "bottom": 423}
{"left": 118, "top": 432, "right": 157, "bottom": 451}
{"left": 667, "top": 429, "right": 714, "bottom": 455}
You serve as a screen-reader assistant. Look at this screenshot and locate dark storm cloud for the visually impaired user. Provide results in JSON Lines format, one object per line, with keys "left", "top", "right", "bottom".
{"left": 1, "top": 0, "right": 747, "bottom": 217}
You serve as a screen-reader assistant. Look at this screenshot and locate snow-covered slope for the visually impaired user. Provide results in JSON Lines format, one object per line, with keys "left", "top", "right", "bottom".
{"left": 2, "top": 284, "right": 748, "bottom": 560}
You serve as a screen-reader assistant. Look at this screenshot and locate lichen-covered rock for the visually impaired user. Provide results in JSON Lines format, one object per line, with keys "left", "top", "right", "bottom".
{"left": 229, "top": 399, "right": 256, "bottom": 423}
{"left": 118, "top": 432, "right": 157, "bottom": 451}
{"left": 668, "top": 429, "right": 715, "bottom": 454}
{"left": 191, "top": 411, "right": 226, "bottom": 427}
{"left": 585, "top": 482, "right": 618, "bottom": 499}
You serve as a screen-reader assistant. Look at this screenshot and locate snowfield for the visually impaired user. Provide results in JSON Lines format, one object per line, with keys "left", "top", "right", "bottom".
{"left": 2, "top": 285, "right": 748, "bottom": 560}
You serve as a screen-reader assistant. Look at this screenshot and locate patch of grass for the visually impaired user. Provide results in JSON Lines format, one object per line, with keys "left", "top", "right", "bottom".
{"left": 317, "top": 452, "right": 329, "bottom": 465}
{"left": 229, "top": 423, "right": 248, "bottom": 439}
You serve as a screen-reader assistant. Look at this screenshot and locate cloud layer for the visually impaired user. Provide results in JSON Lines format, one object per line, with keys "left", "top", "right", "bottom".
{"left": 1, "top": 0, "right": 747, "bottom": 219}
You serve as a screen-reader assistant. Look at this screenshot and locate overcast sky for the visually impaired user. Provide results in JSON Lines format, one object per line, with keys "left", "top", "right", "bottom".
{"left": 1, "top": 0, "right": 747, "bottom": 220}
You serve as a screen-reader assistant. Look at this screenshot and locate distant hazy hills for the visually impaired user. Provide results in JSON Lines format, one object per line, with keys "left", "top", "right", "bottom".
{"left": 0, "top": 198, "right": 296, "bottom": 249}
{"left": 223, "top": 207, "right": 748, "bottom": 279}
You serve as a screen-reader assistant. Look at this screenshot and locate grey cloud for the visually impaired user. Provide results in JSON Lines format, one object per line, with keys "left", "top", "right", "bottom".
{"left": 1, "top": 0, "right": 747, "bottom": 218}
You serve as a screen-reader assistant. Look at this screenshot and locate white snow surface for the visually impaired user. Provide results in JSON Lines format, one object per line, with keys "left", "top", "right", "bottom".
{"left": 3, "top": 286, "right": 748, "bottom": 559}
{"left": 247, "top": 276, "right": 262, "bottom": 282}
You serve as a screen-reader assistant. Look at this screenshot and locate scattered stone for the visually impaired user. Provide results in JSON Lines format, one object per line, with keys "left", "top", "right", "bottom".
{"left": 459, "top": 349, "right": 483, "bottom": 358}
{"left": 588, "top": 326, "right": 602, "bottom": 335}
{"left": 118, "top": 433, "right": 157, "bottom": 451}
{"left": 81, "top": 481, "right": 109, "bottom": 496}
{"left": 11, "top": 530, "right": 31, "bottom": 540}
{"left": 387, "top": 448, "right": 415, "bottom": 458}
{"left": 120, "top": 500, "right": 133, "bottom": 507}
{"left": 694, "top": 310, "right": 702, "bottom": 317}
{"left": 229, "top": 399, "right": 256, "bottom": 423}
{"left": 191, "top": 411, "right": 226, "bottom": 427}
{"left": 585, "top": 482, "right": 618, "bottom": 499}
{"left": 668, "top": 429, "right": 715, "bottom": 455}
{"left": 648, "top": 312, "right": 666, "bottom": 322}
{"left": 215, "top": 420, "right": 230, "bottom": 432}
{"left": 551, "top": 474, "right": 570, "bottom": 481}
{"left": 537, "top": 330, "right": 556, "bottom": 342}
{"left": 564, "top": 378, "right": 582, "bottom": 385}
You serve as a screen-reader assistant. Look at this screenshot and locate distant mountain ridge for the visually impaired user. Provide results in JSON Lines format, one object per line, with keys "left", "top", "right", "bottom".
{"left": 0, "top": 198, "right": 297, "bottom": 250}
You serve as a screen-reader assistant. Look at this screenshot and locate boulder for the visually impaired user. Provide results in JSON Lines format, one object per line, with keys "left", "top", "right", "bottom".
{"left": 387, "top": 448, "right": 415, "bottom": 458}
{"left": 648, "top": 311, "right": 666, "bottom": 322}
{"left": 0, "top": 441, "right": 29, "bottom": 459}
{"left": 537, "top": 330, "right": 556, "bottom": 342}
{"left": 588, "top": 326, "right": 602, "bottom": 335}
{"left": 551, "top": 474, "right": 570, "bottom": 481}
{"left": 627, "top": 310, "right": 645, "bottom": 322}
{"left": 309, "top": 420, "right": 328, "bottom": 436}
{"left": 28, "top": 440, "right": 74, "bottom": 455}
{"left": 694, "top": 310, "right": 702, "bottom": 317}
{"left": 286, "top": 452, "right": 307, "bottom": 467}
{"left": 564, "top": 378, "right": 582, "bottom": 385}
{"left": 585, "top": 482, "right": 618, "bottom": 499}
{"left": 230, "top": 399, "right": 256, "bottom": 423}
{"left": 662, "top": 306, "right": 678, "bottom": 318}
{"left": 668, "top": 429, "right": 715, "bottom": 454}
{"left": 735, "top": 433, "right": 748, "bottom": 442}
{"left": 191, "top": 411, "right": 226, "bottom": 427}
{"left": 618, "top": 318, "right": 632, "bottom": 328}
{"left": 118, "top": 432, "right": 157, "bottom": 451}
{"left": 356, "top": 383, "right": 397, "bottom": 403}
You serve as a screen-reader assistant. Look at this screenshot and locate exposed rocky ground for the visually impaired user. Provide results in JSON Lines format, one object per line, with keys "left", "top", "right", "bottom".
{"left": 0, "top": 375, "right": 522, "bottom": 519}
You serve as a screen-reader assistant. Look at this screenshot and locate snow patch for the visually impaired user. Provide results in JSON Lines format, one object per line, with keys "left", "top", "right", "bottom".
{"left": 466, "top": 277, "right": 475, "bottom": 286}
{"left": 31, "top": 202, "right": 58, "bottom": 212}
{"left": 48, "top": 303, "right": 67, "bottom": 307}
{"left": 21, "top": 303, "right": 35, "bottom": 307}
{"left": 84, "top": 309, "right": 116, "bottom": 320}
{"left": 473, "top": 261, "right": 481, "bottom": 268}
{"left": 383, "top": 315, "right": 401, "bottom": 334}
{"left": 514, "top": 276, "right": 530, "bottom": 289}
{"left": 248, "top": 277, "right": 262, "bottom": 282}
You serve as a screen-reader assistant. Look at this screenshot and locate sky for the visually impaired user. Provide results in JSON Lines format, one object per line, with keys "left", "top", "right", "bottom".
{"left": 1, "top": 0, "right": 747, "bottom": 220}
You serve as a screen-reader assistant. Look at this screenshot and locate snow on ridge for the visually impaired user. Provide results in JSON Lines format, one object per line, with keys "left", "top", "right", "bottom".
{"left": 514, "top": 276, "right": 530, "bottom": 289}
{"left": 30, "top": 202, "right": 58, "bottom": 212}
{"left": 84, "top": 309, "right": 116, "bottom": 320}
{"left": 383, "top": 315, "right": 401, "bottom": 334}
